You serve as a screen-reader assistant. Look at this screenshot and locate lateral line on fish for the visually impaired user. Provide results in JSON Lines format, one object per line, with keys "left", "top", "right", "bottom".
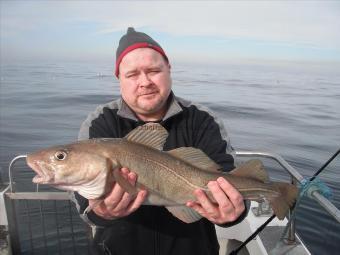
{"left": 132, "top": 152, "right": 210, "bottom": 192}
{"left": 237, "top": 187, "right": 279, "bottom": 194}
{"left": 132, "top": 152, "right": 278, "bottom": 195}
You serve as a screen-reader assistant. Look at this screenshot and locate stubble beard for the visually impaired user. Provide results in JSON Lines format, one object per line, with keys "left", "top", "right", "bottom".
{"left": 134, "top": 90, "right": 172, "bottom": 120}
{"left": 137, "top": 95, "right": 165, "bottom": 115}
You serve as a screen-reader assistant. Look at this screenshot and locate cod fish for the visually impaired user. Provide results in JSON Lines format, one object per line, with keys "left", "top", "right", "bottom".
{"left": 26, "top": 123, "right": 298, "bottom": 222}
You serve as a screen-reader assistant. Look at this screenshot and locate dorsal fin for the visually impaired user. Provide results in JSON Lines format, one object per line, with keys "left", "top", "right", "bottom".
{"left": 230, "top": 159, "right": 268, "bottom": 182}
{"left": 167, "top": 147, "right": 222, "bottom": 172}
{"left": 124, "top": 123, "right": 168, "bottom": 150}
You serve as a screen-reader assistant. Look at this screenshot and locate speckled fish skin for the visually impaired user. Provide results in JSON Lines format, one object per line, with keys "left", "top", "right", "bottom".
{"left": 26, "top": 124, "right": 298, "bottom": 220}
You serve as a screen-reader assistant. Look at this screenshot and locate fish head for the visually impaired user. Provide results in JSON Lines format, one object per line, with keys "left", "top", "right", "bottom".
{"left": 26, "top": 143, "right": 109, "bottom": 187}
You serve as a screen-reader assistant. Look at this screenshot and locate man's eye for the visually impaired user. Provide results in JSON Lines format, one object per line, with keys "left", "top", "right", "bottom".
{"left": 126, "top": 73, "right": 137, "bottom": 78}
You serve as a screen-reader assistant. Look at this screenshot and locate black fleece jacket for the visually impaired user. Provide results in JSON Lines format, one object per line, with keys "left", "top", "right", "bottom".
{"left": 74, "top": 94, "right": 247, "bottom": 255}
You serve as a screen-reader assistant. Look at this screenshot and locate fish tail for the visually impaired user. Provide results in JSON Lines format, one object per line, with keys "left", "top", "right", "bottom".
{"left": 268, "top": 182, "right": 299, "bottom": 220}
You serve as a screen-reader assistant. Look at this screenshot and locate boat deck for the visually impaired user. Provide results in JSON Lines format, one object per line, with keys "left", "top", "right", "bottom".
{"left": 260, "top": 226, "right": 308, "bottom": 255}
{"left": 216, "top": 201, "right": 311, "bottom": 255}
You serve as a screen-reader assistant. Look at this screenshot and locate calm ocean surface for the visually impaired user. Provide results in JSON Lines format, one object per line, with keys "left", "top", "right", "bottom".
{"left": 0, "top": 61, "right": 339, "bottom": 254}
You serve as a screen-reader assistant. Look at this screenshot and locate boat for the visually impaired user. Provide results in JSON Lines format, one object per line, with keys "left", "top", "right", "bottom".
{"left": 1, "top": 151, "right": 339, "bottom": 254}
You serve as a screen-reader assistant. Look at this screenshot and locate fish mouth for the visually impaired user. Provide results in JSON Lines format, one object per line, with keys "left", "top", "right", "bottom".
{"left": 27, "top": 159, "right": 54, "bottom": 184}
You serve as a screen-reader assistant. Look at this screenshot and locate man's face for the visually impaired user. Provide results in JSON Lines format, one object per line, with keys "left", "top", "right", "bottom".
{"left": 118, "top": 48, "right": 172, "bottom": 121}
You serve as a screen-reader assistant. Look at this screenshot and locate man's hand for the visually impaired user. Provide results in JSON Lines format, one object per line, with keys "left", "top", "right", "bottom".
{"left": 186, "top": 177, "right": 245, "bottom": 225}
{"left": 89, "top": 168, "right": 147, "bottom": 219}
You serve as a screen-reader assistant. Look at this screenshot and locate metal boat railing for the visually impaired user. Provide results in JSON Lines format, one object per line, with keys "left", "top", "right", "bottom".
{"left": 2, "top": 150, "right": 339, "bottom": 253}
{"left": 236, "top": 151, "right": 340, "bottom": 223}
{"left": 236, "top": 151, "right": 340, "bottom": 244}
{"left": 3, "top": 156, "right": 93, "bottom": 254}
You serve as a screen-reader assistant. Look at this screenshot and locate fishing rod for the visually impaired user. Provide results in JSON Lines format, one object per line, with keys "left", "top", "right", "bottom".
{"left": 310, "top": 148, "right": 339, "bottom": 182}
{"left": 229, "top": 214, "right": 276, "bottom": 255}
{"left": 229, "top": 148, "right": 339, "bottom": 255}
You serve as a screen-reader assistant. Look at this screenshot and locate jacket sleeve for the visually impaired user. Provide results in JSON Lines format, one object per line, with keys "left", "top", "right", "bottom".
{"left": 192, "top": 109, "right": 249, "bottom": 227}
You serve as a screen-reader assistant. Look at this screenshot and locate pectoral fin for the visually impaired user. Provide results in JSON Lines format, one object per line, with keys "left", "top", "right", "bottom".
{"left": 113, "top": 168, "right": 138, "bottom": 197}
{"left": 166, "top": 206, "right": 203, "bottom": 223}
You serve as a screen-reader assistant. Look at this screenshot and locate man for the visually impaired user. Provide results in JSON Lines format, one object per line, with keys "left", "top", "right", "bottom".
{"left": 74, "top": 27, "right": 247, "bottom": 255}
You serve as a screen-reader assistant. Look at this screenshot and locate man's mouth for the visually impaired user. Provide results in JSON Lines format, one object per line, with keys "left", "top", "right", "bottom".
{"left": 139, "top": 91, "right": 158, "bottom": 96}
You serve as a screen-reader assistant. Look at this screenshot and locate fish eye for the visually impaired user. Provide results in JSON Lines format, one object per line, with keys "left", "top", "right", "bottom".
{"left": 54, "top": 151, "right": 67, "bottom": 161}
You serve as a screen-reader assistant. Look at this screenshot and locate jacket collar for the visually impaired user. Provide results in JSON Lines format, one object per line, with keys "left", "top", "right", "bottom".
{"left": 117, "top": 92, "right": 183, "bottom": 122}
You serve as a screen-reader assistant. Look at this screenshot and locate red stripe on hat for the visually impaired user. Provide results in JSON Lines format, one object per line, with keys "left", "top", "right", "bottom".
{"left": 115, "top": 42, "right": 168, "bottom": 77}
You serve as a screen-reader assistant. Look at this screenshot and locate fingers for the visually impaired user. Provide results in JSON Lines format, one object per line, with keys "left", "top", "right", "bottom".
{"left": 104, "top": 169, "right": 131, "bottom": 211}
{"left": 187, "top": 178, "right": 245, "bottom": 224}
{"left": 92, "top": 168, "right": 147, "bottom": 219}
{"left": 125, "top": 189, "right": 148, "bottom": 214}
{"left": 216, "top": 177, "right": 245, "bottom": 219}
{"left": 186, "top": 200, "right": 209, "bottom": 219}
{"left": 195, "top": 188, "right": 220, "bottom": 220}
{"left": 111, "top": 170, "right": 147, "bottom": 215}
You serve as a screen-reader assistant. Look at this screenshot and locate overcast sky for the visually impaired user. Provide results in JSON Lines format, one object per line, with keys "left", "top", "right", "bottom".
{"left": 1, "top": 1, "right": 340, "bottom": 66}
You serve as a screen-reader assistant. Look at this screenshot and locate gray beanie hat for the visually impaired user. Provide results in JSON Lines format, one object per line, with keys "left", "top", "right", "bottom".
{"left": 115, "top": 27, "right": 168, "bottom": 77}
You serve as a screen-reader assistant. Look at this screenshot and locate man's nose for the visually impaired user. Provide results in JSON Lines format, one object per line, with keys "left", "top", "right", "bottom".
{"left": 138, "top": 72, "right": 152, "bottom": 87}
